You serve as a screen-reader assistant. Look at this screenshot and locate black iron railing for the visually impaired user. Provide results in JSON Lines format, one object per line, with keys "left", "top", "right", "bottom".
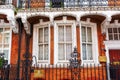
{"left": 0, "top": 63, "right": 120, "bottom": 80}
{"left": 1, "top": 0, "right": 118, "bottom": 9}
{"left": 0, "top": 0, "right": 11, "bottom": 5}
{"left": 1, "top": 0, "right": 120, "bottom": 9}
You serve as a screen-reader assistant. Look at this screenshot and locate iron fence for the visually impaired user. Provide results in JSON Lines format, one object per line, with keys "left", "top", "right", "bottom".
{"left": 0, "top": 63, "right": 120, "bottom": 80}
{"left": 32, "top": 63, "right": 107, "bottom": 80}
{"left": 0, "top": 0, "right": 11, "bottom": 5}
{"left": 1, "top": 0, "right": 118, "bottom": 9}
{"left": 109, "top": 63, "right": 120, "bottom": 80}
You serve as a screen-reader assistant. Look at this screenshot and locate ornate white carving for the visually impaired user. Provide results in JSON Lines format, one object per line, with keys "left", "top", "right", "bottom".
{"left": 50, "top": 16, "right": 54, "bottom": 26}
{"left": 76, "top": 21, "right": 79, "bottom": 27}
{"left": 21, "top": 17, "right": 30, "bottom": 34}
{"left": 17, "top": 7, "right": 120, "bottom": 13}
{"left": 0, "top": 5, "right": 14, "bottom": 9}
{"left": 0, "top": 19, "right": 5, "bottom": 27}
{"left": 7, "top": 17, "right": 18, "bottom": 33}
{"left": 101, "top": 16, "right": 111, "bottom": 34}
{"left": 63, "top": 16, "right": 67, "bottom": 23}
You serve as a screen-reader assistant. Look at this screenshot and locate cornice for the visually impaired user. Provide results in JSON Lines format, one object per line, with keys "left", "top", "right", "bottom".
{"left": 0, "top": 5, "right": 15, "bottom": 10}
{"left": 18, "top": 7, "right": 120, "bottom": 12}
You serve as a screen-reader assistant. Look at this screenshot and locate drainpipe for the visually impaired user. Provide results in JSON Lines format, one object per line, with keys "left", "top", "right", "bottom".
{"left": 24, "top": 23, "right": 33, "bottom": 80}
{"left": 16, "top": 18, "right": 22, "bottom": 80}
{"left": 28, "top": 0, "right": 30, "bottom": 8}
{"left": 24, "top": 34, "right": 30, "bottom": 80}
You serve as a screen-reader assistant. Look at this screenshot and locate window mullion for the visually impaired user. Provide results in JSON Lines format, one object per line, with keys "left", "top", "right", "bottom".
{"left": 117, "top": 28, "right": 119, "bottom": 40}
{"left": 43, "top": 28, "right": 45, "bottom": 60}
{"left": 2, "top": 28, "right": 4, "bottom": 52}
{"left": 112, "top": 28, "right": 114, "bottom": 40}
{"left": 65, "top": 25, "right": 67, "bottom": 61}
{"left": 86, "top": 27, "right": 88, "bottom": 60}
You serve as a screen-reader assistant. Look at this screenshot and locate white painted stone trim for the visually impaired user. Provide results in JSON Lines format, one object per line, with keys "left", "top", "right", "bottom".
{"left": 32, "top": 21, "right": 51, "bottom": 65}
{"left": 80, "top": 19, "right": 99, "bottom": 64}
{"left": 0, "top": 22, "right": 12, "bottom": 64}
{"left": 104, "top": 41, "right": 120, "bottom": 64}
{"left": 54, "top": 16, "right": 77, "bottom": 64}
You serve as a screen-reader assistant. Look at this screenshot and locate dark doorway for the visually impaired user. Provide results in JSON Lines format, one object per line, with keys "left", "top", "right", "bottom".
{"left": 109, "top": 49, "right": 120, "bottom": 80}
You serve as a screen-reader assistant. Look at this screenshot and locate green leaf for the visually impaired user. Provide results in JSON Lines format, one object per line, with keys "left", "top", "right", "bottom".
{"left": 0, "top": 58, "right": 4, "bottom": 68}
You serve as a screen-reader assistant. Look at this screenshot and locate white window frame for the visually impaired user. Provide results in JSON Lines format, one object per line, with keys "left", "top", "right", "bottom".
{"left": 107, "top": 27, "right": 120, "bottom": 40}
{"left": 54, "top": 16, "right": 76, "bottom": 64}
{"left": 33, "top": 21, "right": 50, "bottom": 64}
{"left": 0, "top": 20, "right": 12, "bottom": 64}
{"left": 106, "top": 20, "right": 120, "bottom": 41}
{"left": 57, "top": 24, "right": 73, "bottom": 62}
{"left": 80, "top": 21, "right": 99, "bottom": 64}
{"left": 105, "top": 20, "right": 120, "bottom": 64}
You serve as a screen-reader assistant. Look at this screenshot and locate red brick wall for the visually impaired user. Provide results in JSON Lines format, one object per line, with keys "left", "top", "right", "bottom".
{"left": 108, "top": 0, "right": 120, "bottom": 6}
{"left": 50, "top": 25, "right": 54, "bottom": 64}
{"left": 10, "top": 29, "right": 33, "bottom": 64}
{"left": 31, "top": 66, "right": 107, "bottom": 80}
{"left": 10, "top": 32, "right": 19, "bottom": 64}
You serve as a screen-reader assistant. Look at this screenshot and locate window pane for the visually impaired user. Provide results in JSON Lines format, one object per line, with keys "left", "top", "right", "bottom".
{"left": 82, "top": 44, "right": 86, "bottom": 60}
{"left": 82, "top": 27, "right": 86, "bottom": 42}
{"left": 44, "top": 44, "right": 48, "bottom": 60}
{"left": 87, "top": 27, "right": 92, "bottom": 42}
{"left": 0, "top": 34, "right": 2, "bottom": 43}
{"left": 58, "top": 26, "right": 64, "bottom": 42}
{"left": 87, "top": 44, "right": 93, "bottom": 60}
{"left": 0, "top": 50, "right": 1, "bottom": 53}
{"left": 5, "top": 28, "right": 10, "bottom": 31}
{"left": 3, "top": 50, "right": 9, "bottom": 60}
{"left": 114, "top": 34, "right": 118, "bottom": 40}
{"left": 118, "top": 28, "right": 120, "bottom": 33}
{"left": 113, "top": 28, "right": 117, "bottom": 33}
{"left": 0, "top": 45, "right": 2, "bottom": 48}
{"left": 119, "top": 34, "right": 120, "bottom": 40}
{"left": 4, "top": 44, "right": 9, "bottom": 48}
{"left": 58, "top": 44, "right": 65, "bottom": 60}
{"left": 38, "top": 45, "right": 43, "bottom": 60}
{"left": 66, "top": 44, "right": 72, "bottom": 60}
{"left": 66, "top": 26, "right": 72, "bottom": 41}
{"left": 39, "top": 28, "right": 43, "bottom": 43}
{"left": 0, "top": 28, "right": 3, "bottom": 43}
{"left": 109, "top": 34, "right": 113, "bottom": 40}
{"left": 0, "top": 28, "right": 3, "bottom": 32}
{"left": 108, "top": 28, "right": 112, "bottom": 33}
{"left": 4, "top": 33, "right": 10, "bottom": 43}
{"left": 44, "top": 27, "right": 48, "bottom": 43}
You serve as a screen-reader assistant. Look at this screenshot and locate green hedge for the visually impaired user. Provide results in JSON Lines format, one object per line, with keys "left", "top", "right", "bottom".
{"left": 0, "top": 58, "right": 4, "bottom": 68}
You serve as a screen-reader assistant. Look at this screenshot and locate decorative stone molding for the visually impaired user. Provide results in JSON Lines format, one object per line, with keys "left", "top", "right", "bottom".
{"left": 101, "top": 16, "right": 111, "bottom": 34}
{"left": 76, "top": 21, "right": 80, "bottom": 27}
{"left": 7, "top": 17, "right": 18, "bottom": 33}
{"left": 50, "top": 16, "right": 54, "bottom": 26}
{"left": 24, "top": 21, "right": 30, "bottom": 34}
{"left": 63, "top": 16, "right": 67, "bottom": 23}
{"left": 0, "top": 19, "right": 6, "bottom": 27}
{"left": 0, "top": 5, "right": 14, "bottom": 9}
{"left": 18, "top": 7, "right": 120, "bottom": 12}
{"left": 21, "top": 17, "right": 31, "bottom": 34}
{"left": 74, "top": 15, "right": 79, "bottom": 26}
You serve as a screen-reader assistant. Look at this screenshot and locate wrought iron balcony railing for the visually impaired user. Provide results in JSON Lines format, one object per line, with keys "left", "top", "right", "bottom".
{"left": 1, "top": 0, "right": 120, "bottom": 9}
{"left": 0, "top": 0, "right": 11, "bottom": 5}
{"left": 15, "top": 0, "right": 120, "bottom": 9}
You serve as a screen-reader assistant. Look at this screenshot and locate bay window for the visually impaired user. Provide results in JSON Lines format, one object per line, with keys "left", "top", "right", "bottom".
{"left": 58, "top": 25, "right": 72, "bottom": 61}
{"left": 81, "top": 21, "right": 98, "bottom": 63}
{"left": 0, "top": 27, "right": 11, "bottom": 61}
{"left": 38, "top": 27, "right": 49, "bottom": 61}
{"left": 108, "top": 27, "right": 120, "bottom": 40}
{"left": 54, "top": 21, "right": 76, "bottom": 64}
{"left": 81, "top": 26, "right": 93, "bottom": 60}
{"left": 33, "top": 24, "right": 50, "bottom": 63}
